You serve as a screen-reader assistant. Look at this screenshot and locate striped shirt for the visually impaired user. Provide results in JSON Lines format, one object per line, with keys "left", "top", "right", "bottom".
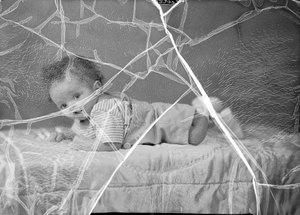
{"left": 71, "top": 97, "right": 129, "bottom": 144}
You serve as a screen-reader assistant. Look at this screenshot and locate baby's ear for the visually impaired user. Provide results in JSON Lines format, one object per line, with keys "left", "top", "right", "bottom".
{"left": 93, "top": 81, "right": 101, "bottom": 90}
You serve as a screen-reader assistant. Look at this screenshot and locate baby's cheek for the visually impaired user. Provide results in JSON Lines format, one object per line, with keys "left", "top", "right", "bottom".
{"left": 59, "top": 108, "right": 75, "bottom": 118}
{"left": 83, "top": 102, "right": 94, "bottom": 115}
{"left": 61, "top": 109, "right": 70, "bottom": 116}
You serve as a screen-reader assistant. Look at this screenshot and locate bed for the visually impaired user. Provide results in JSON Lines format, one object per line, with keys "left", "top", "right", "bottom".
{"left": 0, "top": 124, "right": 299, "bottom": 215}
{"left": 0, "top": 0, "right": 299, "bottom": 214}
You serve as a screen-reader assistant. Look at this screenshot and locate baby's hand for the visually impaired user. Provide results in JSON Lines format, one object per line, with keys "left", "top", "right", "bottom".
{"left": 49, "top": 132, "right": 65, "bottom": 142}
{"left": 49, "top": 127, "right": 75, "bottom": 142}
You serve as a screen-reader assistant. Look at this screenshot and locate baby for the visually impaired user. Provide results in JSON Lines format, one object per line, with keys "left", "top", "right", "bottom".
{"left": 42, "top": 56, "right": 243, "bottom": 151}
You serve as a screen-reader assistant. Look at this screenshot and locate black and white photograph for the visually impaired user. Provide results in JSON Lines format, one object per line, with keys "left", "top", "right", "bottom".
{"left": 0, "top": 0, "right": 299, "bottom": 214}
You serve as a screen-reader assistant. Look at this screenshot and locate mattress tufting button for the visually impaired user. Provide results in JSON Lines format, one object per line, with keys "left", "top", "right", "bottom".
{"left": 123, "top": 142, "right": 131, "bottom": 149}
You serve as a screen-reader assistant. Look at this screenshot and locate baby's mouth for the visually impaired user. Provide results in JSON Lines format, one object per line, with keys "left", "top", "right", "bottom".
{"left": 74, "top": 110, "right": 83, "bottom": 114}
{"left": 73, "top": 110, "right": 87, "bottom": 119}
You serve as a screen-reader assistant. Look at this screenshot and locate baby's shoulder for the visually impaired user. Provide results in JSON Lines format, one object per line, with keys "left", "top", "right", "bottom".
{"left": 93, "top": 94, "right": 122, "bottom": 111}
{"left": 97, "top": 93, "right": 121, "bottom": 104}
{"left": 97, "top": 93, "right": 114, "bottom": 102}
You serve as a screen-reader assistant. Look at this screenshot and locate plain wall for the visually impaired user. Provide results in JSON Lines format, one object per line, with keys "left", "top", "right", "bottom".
{"left": 0, "top": 0, "right": 299, "bottom": 132}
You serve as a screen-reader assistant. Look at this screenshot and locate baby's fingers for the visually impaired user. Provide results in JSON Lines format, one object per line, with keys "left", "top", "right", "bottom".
{"left": 48, "top": 133, "right": 58, "bottom": 142}
{"left": 56, "top": 133, "right": 65, "bottom": 142}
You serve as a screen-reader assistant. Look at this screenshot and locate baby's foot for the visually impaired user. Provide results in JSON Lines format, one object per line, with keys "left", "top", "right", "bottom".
{"left": 209, "top": 97, "right": 223, "bottom": 113}
{"left": 191, "top": 96, "right": 223, "bottom": 117}
{"left": 191, "top": 97, "right": 209, "bottom": 118}
{"left": 218, "top": 107, "right": 244, "bottom": 139}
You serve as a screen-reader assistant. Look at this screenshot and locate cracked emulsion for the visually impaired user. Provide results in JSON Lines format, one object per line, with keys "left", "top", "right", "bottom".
{"left": 0, "top": 0, "right": 300, "bottom": 214}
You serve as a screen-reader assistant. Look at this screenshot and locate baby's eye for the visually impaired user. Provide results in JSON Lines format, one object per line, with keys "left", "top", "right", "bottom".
{"left": 60, "top": 104, "right": 67, "bottom": 109}
{"left": 74, "top": 93, "right": 80, "bottom": 99}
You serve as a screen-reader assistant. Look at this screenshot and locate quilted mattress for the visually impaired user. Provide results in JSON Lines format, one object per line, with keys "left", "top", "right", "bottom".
{"left": 0, "top": 125, "right": 299, "bottom": 214}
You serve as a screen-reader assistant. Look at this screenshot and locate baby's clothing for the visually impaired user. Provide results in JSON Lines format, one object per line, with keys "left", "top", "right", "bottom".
{"left": 126, "top": 100, "right": 196, "bottom": 146}
{"left": 71, "top": 93, "right": 130, "bottom": 143}
{"left": 71, "top": 93, "right": 197, "bottom": 148}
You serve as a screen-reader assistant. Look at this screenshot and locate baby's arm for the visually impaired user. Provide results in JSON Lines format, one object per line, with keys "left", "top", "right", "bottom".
{"left": 91, "top": 101, "right": 124, "bottom": 151}
{"left": 96, "top": 141, "right": 122, "bottom": 151}
{"left": 93, "top": 120, "right": 123, "bottom": 151}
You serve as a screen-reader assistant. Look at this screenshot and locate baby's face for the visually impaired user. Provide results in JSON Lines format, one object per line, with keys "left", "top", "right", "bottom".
{"left": 49, "top": 76, "right": 97, "bottom": 120}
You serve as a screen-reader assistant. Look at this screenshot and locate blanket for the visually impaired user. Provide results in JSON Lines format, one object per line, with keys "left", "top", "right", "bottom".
{"left": 0, "top": 125, "right": 299, "bottom": 214}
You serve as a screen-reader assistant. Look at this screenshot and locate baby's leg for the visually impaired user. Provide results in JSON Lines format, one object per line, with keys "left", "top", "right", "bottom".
{"left": 217, "top": 107, "right": 244, "bottom": 139}
{"left": 188, "top": 114, "right": 208, "bottom": 145}
{"left": 192, "top": 96, "right": 244, "bottom": 139}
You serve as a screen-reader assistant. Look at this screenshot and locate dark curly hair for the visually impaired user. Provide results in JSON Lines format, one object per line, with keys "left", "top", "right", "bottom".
{"left": 41, "top": 55, "right": 103, "bottom": 88}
